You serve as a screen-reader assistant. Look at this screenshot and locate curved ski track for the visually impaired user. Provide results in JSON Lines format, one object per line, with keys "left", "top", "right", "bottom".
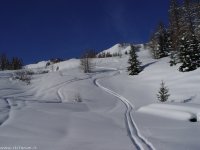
{"left": 57, "top": 72, "right": 92, "bottom": 102}
{"left": 94, "top": 68, "right": 155, "bottom": 150}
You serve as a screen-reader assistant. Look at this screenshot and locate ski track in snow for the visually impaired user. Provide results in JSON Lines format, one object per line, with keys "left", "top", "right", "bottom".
{"left": 57, "top": 77, "right": 80, "bottom": 103}
{"left": 57, "top": 71, "right": 92, "bottom": 102}
{"left": 0, "top": 68, "right": 155, "bottom": 149}
{"left": 94, "top": 67, "right": 155, "bottom": 150}
{"left": 0, "top": 98, "right": 11, "bottom": 126}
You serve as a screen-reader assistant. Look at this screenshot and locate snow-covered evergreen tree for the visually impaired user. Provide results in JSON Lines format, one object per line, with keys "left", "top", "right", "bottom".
{"left": 167, "top": 0, "right": 200, "bottom": 69}
{"left": 150, "top": 22, "right": 169, "bottom": 59}
{"left": 179, "top": 34, "right": 200, "bottom": 72}
{"left": 157, "top": 81, "right": 170, "bottom": 102}
{"left": 127, "top": 46, "right": 141, "bottom": 75}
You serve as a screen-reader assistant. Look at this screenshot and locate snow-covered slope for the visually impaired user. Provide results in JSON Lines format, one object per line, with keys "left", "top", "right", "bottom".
{"left": 99, "top": 43, "right": 140, "bottom": 55}
{"left": 0, "top": 44, "right": 200, "bottom": 150}
{"left": 25, "top": 61, "right": 48, "bottom": 69}
{"left": 98, "top": 43, "right": 145, "bottom": 56}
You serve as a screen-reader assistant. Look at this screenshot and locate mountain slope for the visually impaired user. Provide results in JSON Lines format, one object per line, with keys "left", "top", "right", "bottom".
{"left": 0, "top": 44, "right": 200, "bottom": 149}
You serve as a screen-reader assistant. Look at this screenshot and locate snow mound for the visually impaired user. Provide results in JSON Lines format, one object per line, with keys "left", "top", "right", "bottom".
{"left": 25, "top": 61, "right": 48, "bottom": 69}
{"left": 56, "top": 59, "right": 80, "bottom": 70}
{"left": 25, "top": 59, "right": 80, "bottom": 72}
{"left": 138, "top": 103, "right": 200, "bottom": 121}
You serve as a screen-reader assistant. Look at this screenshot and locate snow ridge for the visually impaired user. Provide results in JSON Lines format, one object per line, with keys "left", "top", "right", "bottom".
{"left": 94, "top": 67, "right": 155, "bottom": 150}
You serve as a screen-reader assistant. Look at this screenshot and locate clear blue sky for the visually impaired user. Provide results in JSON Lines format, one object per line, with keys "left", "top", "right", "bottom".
{"left": 0, "top": 0, "right": 170, "bottom": 64}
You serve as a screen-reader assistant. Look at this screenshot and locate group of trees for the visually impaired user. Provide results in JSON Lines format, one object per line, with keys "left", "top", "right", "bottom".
{"left": 149, "top": 22, "right": 171, "bottom": 59}
{"left": 97, "top": 51, "right": 127, "bottom": 58}
{"left": 80, "top": 50, "right": 95, "bottom": 73}
{"left": 97, "top": 52, "right": 112, "bottom": 58}
{"left": 150, "top": 0, "right": 200, "bottom": 72}
{"left": 0, "top": 53, "right": 23, "bottom": 70}
{"left": 80, "top": 46, "right": 171, "bottom": 102}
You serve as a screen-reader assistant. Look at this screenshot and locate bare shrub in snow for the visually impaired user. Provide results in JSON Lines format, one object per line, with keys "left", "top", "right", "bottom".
{"left": 74, "top": 93, "right": 82, "bottom": 102}
{"left": 80, "top": 51, "right": 94, "bottom": 73}
{"left": 13, "top": 70, "right": 32, "bottom": 85}
{"left": 25, "top": 70, "right": 35, "bottom": 75}
{"left": 36, "top": 70, "right": 49, "bottom": 74}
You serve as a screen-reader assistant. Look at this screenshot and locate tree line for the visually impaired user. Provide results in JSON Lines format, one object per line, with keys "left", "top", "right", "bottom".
{"left": 149, "top": 0, "right": 200, "bottom": 72}
{"left": 0, "top": 53, "right": 23, "bottom": 70}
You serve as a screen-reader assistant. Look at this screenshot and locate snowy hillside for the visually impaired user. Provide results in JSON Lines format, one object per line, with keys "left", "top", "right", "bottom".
{"left": 98, "top": 43, "right": 143, "bottom": 55}
{"left": 0, "top": 44, "right": 200, "bottom": 150}
{"left": 25, "top": 61, "right": 48, "bottom": 69}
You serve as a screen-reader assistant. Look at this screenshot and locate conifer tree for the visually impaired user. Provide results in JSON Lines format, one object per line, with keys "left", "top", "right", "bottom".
{"left": 169, "top": 0, "right": 181, "bottom": 48}
{"left": 157, "top": 22, "right": 169, "bottom": 58}
{"left": 0, "top": 53, "right": 9, "bottom": 70}
{"left": 127, "top": 46, "right": 141, "bottom": 75}
{"left": 178, "top": 34, "right": 200, "bottom": 72}
{"left": 149, "top": 22, "right": 170, "bottom": 59}
{"left": 157, "top": 80, "right": 170, "bottom": 102}
{"left": 168, "top": 0, "right": 181, "bottom": 65}
{"left": 10, "top": 57, "right": 23, "bottom": 70}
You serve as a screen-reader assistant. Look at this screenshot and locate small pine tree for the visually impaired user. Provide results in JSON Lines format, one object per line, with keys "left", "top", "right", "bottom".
{"left": 127, "top": 46, "right": 141, "bottom": 75}
{"left": 157, "top": 80, "right": 170, "bottom": 102}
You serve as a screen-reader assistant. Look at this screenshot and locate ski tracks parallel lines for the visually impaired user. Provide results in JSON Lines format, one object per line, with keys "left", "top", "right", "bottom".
{"left": 94, "top": 68, "right": 155, "bottom": 150}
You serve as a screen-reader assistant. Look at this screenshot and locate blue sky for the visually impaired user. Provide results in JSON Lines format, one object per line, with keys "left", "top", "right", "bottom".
{"left": 0, "top": 0, "right": 169, "bottom": 64}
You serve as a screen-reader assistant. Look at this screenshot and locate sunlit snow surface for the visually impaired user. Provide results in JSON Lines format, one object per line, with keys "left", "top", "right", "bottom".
{"left": 0, "top": 45, "right": 200, "bottom": 150}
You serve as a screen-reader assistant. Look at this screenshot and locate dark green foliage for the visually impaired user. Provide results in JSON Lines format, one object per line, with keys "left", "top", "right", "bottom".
{"left": 148, "top": 0, "right": 200, "bottom": 71}
{"left": 0, "top": 53, "right": 23, "bottom": 71}
{"left": 179, "top": 34, "right": 200, "bottom": 72}
{"left": 0, "top": 54, "right": 9, "bottom": 70}
{"left": 127, "top": 46, "right": 141, "bottom": 75}
{"left": 157, "top": 23, "right": 170, "bottom": 58}
{"left": 10, "top": 57, "right": 23, "bottom": 70}
{"left": 157, "top": 81, "right": 170, "bottom": 102}
{"left": 169, "top": 52, "right": 178, "bottom": 66}
{"left": 106, "top": 52, "right": 112, "bottom": 57}
{"left": 149, "top": 22, "right": 170, "bottom": 59}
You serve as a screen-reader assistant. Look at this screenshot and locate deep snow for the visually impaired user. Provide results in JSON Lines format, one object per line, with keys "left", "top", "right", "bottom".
{"left": 0, "top": 44, "right": 200, "bottom": 150}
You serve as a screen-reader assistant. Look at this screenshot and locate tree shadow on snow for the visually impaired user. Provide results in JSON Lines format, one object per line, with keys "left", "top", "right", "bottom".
{"left": 141, "top": 61, "right": 157, "bottom": 71}
{"left": 182, "top": 95, "right": 196, "bottom": 103}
